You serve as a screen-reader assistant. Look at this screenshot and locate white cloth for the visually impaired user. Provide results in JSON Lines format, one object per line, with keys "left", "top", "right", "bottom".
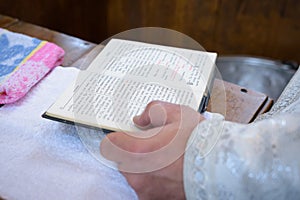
{"left": 0, "top": 67, "right": 137, "bottom": 200}
{"left": 184, "top": 68, "right": 300, "bottom": 199}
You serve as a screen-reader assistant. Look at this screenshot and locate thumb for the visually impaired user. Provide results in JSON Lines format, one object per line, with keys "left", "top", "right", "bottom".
{"left": 133, "top": 101, "right": 182, "bottom": 129}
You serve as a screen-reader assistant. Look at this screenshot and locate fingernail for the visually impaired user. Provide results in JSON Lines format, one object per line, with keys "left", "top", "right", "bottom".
{"left": 133, "top": 115, "right": 140, "bottom": 123}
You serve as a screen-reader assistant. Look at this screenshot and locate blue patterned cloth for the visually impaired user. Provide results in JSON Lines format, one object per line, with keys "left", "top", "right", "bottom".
{"left": 0, "top": 29, "right": 42, "bottom": 83}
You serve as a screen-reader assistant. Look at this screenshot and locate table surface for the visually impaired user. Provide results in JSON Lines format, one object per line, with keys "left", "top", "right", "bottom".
{"left": 0, "top": 14, "right": 273, "bottom": 124}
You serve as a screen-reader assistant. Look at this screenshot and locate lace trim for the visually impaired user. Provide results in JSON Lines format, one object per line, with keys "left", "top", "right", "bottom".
{"left": 184, "top": 69, "right": 300, "bottom": 199}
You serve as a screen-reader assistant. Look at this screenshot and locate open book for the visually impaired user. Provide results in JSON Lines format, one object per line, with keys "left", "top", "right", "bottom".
{"left": 43, "top": 39, "right": 217, "bottom": 132}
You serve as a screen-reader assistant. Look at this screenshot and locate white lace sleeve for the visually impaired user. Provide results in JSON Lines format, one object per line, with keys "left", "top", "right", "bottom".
{"left": 184, "top": 111, "right": 300, "bottom": 199}
{"left": 184, "top": 67, "right": 300, "bottom": 199}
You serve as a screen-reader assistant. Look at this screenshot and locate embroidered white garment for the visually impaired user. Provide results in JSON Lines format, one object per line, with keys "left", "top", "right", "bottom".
{"left": 0, "top": 67, "right": 137, "bottom": 200}
{"left": 184, "top": 68, "right": 300, "bottom": 199}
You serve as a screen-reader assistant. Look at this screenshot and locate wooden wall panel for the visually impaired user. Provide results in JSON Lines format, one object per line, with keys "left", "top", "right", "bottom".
{"left": 0, "top": 0, "right": 108, "bottom": 42}
{"left": 0, "top": 0, "right": 299, "bottom": 62}
{"left": 106, "top": 0, "right": 300, "bottom": 63}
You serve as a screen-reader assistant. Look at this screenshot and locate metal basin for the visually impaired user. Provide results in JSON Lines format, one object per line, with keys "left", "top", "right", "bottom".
{"left": 216, "top": 56, "right": 298, "bottom": 101}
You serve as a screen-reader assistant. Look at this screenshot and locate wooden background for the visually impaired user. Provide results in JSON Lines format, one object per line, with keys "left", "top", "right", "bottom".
{"left": 0, "top": 0, "right": 300, "bottom": 63}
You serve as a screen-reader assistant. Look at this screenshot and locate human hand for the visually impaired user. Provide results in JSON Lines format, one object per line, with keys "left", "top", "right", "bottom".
{"left": 100, "top": 101, "right": 204, "bottom": 199}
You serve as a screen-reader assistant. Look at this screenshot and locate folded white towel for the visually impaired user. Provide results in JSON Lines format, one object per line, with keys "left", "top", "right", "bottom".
{"left": 0, "top": 67, "right": 137, "bottom": 200}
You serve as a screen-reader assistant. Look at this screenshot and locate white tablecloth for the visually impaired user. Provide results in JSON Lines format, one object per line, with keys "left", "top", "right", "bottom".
{"left": 0, "top": 67, "right": 137, "bottom": 200}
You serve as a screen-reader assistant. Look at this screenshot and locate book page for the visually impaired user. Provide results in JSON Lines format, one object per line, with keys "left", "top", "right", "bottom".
{"left": 87, "top": 39, "right": 216, "bottom": 88}
{"left": 47, "top": 70, "right": 202, "bottom": 132}
{"left": 46, "top": 39, "right": 217, "bottom": 132}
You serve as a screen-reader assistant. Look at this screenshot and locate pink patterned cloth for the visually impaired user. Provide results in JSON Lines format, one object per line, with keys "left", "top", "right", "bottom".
{"left": 0, "top": 28, "right": 65, "bottom": 104}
